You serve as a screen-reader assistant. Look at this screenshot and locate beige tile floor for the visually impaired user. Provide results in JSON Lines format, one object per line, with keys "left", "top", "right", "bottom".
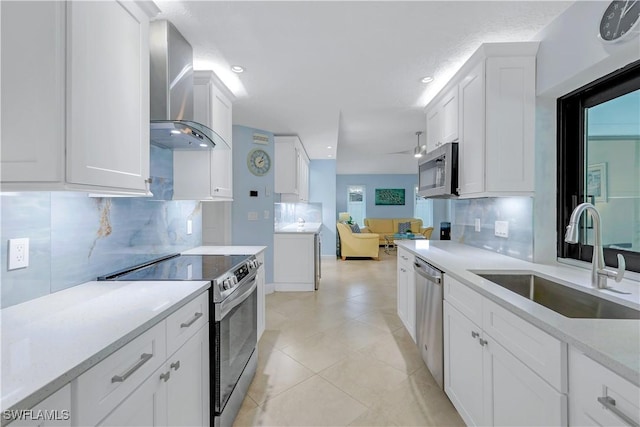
{"left": 233, "top": 251, "right": 465, "bottom": 427}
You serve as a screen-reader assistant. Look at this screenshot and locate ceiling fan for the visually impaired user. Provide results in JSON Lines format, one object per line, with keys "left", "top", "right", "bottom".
{"left": 389, "top": 131, "right": 426, "bottom": 158}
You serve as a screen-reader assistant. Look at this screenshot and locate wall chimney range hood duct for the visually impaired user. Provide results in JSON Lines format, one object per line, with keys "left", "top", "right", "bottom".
{"left": 149, "top": 20, "right": 229, "bottom": 151}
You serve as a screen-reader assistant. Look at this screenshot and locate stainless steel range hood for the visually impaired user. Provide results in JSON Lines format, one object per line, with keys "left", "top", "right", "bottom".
{"left": 149, "top": 20, "right": 228, "bottom": 151}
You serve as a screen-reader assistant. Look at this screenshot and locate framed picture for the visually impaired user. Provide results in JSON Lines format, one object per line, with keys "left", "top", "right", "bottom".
{"left": 587, "top": 163, "right": 607, "bottom": 203}
{"left": 375, "top": 188, "right": 405, "bottom": 205}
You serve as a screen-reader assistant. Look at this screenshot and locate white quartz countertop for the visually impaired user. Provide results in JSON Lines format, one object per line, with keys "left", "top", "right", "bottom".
{"left": 397, "top": 240, "right": 640, "bottom": 386}
{"left": 0, "top": 279, "right": 210, "bottom": 412}
{"left": 182, "top": 245, "right": 267, "bottom": 255}
{"left": 274, "top": 222, "right": 322, "bottom": 234}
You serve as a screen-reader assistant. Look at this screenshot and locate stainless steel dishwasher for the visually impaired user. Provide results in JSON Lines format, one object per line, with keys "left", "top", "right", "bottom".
{"left": 414, "top": 256, "right": 444, "bottom": 389}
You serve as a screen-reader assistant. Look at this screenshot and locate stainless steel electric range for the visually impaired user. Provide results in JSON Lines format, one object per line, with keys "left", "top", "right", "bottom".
{"left": 100, "top": 253, "right": 261, "bottom": 427}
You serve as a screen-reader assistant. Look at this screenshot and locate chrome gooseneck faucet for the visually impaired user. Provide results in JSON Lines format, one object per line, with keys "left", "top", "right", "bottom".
{"left": 565, "top": 202, "right": 626, "bottom": 289}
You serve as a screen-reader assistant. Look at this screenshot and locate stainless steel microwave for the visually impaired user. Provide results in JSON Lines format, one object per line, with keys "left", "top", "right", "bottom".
{"left": 418, "top": 142, "right": 458, "bottom": 198}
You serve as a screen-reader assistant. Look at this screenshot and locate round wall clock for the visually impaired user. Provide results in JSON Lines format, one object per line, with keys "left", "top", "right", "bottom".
{"left": 599, "top": 0, "right": 640, "bottom": 42}
{"left": 247, "top": 148, "right": 271, "bottom": 176}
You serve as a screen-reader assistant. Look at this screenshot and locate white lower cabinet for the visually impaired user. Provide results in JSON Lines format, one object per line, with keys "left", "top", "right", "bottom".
{"left": 443, "top": 276, "right": 567, "bottom": 426}
{"left": 569, "top": 347, "right": 640, "bottom": 427}
{"left": 274, "top": 233, "right": 316, "bottom": 291}
{"left": 256, "top": 250, "right": 266, "bottom": 340}
{"left": 396, "top": 247, "right": 416, "bottom": 341}
{"left": 72, "top": 291, "right": 210, "bottom": 427}
{"left": 8, "top": 385, "right": 71, "bottom": 427}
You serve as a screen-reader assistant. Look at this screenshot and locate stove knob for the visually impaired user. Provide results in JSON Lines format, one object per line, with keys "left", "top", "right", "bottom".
{"left": 231, "top": 276, "right": 238, "bottom": 285}
{"left": 223, "top": 279, "right": 231, "bottom": 290}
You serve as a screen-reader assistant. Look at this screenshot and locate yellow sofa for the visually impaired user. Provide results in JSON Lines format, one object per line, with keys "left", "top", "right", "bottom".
{"left": 362, "top": 218, "right": 433, "bottom": 244}
{"left": 336, "top": 222, "right": 380, "bottom": 260}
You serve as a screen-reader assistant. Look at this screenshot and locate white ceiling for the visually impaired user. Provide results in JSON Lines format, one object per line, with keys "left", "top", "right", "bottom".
{"left": 156, "top": 1, "right": 573, "bottom": 174}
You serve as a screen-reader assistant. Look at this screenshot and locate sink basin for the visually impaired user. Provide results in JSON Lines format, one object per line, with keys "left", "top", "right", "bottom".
{"left": 475, "top": 273, "right": 640, "bottom": 320}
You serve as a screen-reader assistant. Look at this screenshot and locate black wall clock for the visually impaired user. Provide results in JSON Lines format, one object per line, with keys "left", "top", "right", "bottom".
{"left": 247, "top": 148, "right": 271, "bottom": 176}
{"left": 599, "top": 0, "right": 640, "bottom": 42}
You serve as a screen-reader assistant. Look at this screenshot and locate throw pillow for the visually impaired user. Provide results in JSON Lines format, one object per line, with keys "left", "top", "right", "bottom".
{"left": 350, "top": 223, "right": 361, "bottom": 233}
{"left": 398, "top": 221, "right": 411, "bottom": 234}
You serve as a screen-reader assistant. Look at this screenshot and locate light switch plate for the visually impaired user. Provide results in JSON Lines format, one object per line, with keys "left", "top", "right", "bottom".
{"left": 8, "top": 238, "right": 29, "bottom": 270}
{"left": 475, "top": 218, "right": 481, "bottom": 232}
{"left": 494, "top": 221, "right": 509, "bottom": 238}
{"left": 248, "top": 212, "right": 258, "bottom": 221}
{"left": 187, "top": 219, "right": 193, "bottom": 235}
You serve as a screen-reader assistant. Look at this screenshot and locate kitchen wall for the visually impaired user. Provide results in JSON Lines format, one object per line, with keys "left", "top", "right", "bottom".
{"left": 532, "top": 0, "right": 640, "bottom": 263}
{"left": 231, "top": 125, "right": 275, "bottom": 283}
{"left": 309, "top": 160, "right": 337, "bottom": 256}
{"left": 336, "top": 174, "right": 417, "bottom": 220}
{"left": 449, "top": 197, "right": 534, "bottom": 262}
{"left": 1, "top": 150, "right": 203, "bottom": 310}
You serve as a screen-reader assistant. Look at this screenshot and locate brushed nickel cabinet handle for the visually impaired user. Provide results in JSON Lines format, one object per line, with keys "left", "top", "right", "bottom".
{"left": 479, "top": 338, "right": 488, "bottom": 347}
{"left": 111, "top": 353, "right": 153, "bottom": 383}
{"left": 170, "top": 361, "right": 181, "bottom": 371}
{"left": 180, "top": 312, "right": 203, "bottom": 328}
{"left": 597, "top": 396, "right": 639, "bottom": 427}
{"left": 471, "top": 331, "right": 480, "bottom": 339}
{"left": 160, "top": 371, "right": 171, "bottom": 382}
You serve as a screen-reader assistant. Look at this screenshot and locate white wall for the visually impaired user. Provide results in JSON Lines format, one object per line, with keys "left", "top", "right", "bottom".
{"left": 532, "top": 0, "right": 640, "bottom": 263}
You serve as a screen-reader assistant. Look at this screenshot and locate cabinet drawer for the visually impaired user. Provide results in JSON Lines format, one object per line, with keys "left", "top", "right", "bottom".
{"left": 73, "top": 322, "right": 166, "bottom": 426}
{"left": 483, "top": 298, "right": 566, "bottom": 392}
{"left": 166, "top": 291, "right": 209, "bottom": 357}
{"left": 444, "top": 276, "right": 483, "bottom": 326}
{"left": 398, "top": 248, "right": 414, "bottom": 265}
{"left": 569, "top": 348, "right": 640, "bottom": 427}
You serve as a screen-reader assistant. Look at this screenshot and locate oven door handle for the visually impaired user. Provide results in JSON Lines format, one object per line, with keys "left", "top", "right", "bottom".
{"left": 218, "top": 276, "right": 257, "bottom": 321}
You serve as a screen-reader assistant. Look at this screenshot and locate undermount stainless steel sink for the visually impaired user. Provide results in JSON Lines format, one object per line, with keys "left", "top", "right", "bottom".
{"left": 475, "top": 273, "right": 640, "bottom": 320}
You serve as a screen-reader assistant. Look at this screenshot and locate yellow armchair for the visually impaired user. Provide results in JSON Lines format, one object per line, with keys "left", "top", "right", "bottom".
{"left": 337, "top": 222, "right": 380, "bottom": 260}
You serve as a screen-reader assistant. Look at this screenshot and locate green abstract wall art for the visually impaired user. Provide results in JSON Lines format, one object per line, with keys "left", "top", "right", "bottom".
{"left": 375, "top": 188, "right": 405, "bottom": 205}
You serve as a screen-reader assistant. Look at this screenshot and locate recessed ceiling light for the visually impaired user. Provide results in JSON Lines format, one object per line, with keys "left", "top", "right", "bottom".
{"left": 328, "top": 154, "right": 333, "bottom": 157}
{"left": 421, "top": 76, "right": 434, "bottom": 84}
{"left": 327, "top": 146, "right": 332, "bottom": 149}
{"left": 199, "top": 143, "right": 208, "bottom": 147}
{"left": 231, "top": 65, "right": 244, "bottom": 73}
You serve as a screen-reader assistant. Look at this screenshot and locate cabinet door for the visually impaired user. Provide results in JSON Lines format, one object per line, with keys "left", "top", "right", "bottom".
{"left": 274, "top": 234, "right": 314, "bottom": 285}
{"left": 8, "top": 385, "right": 71, "bottom": 427}
{"left": 484, "top": 334, "right": 567, "bottom": 427}
{"left": 66, "top": 1, "right": 149, "bottom": 191}
{"left": 458, "top": 61, "right": 485, "bottom": 196}
{"left": 397, "top": 261, "right": 409, "bottom": 329}
{"left": 256, "top": 251, "right": 266, "bottom": 340}
{"left": 441, "top": 86, "right": 459, "bottom": 144}
{"left": 425, "top": 106, "right": 441, "bottom": 153}
{"left": 208, "top": 81, "right": 233, "bottom": 199}
{"left": 485, "top": 56, "right": 535, "bottom": 193}
{"left": 444, "top": 302, "right": 485, "bottom": 427}
{"left": 167, "top": 324, "right": 210, "bottom": 427}
{"left": 1, "top": 1, "right": 65, "bottom": 184}
{"left": 97, "top": 368, "right": 167, "bottom": 427}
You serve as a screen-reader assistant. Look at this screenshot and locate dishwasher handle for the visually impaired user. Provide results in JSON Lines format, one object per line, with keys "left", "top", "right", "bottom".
{"left": 414, "top": 262, "right": 442, "bottom": 284}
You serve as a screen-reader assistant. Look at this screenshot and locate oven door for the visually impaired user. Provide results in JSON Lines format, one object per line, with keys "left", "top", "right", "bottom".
{"left": 214, "top": 274, "right": 258, "bottom": 415}
{"left": 418, "top": 142, "right": 458, "bottom": 198}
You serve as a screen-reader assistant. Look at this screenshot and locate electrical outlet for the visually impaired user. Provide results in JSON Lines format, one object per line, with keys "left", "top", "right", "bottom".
{"left": 187, "top": 219, "right": 193, "bottom": 235}
{"left": 8, "top": 238, "right": 29, "bottom": 270}
{"left": 248, "top": 212, "right": 258, "bottom": 221}
{"left": 474, "top": 218, "right": 481, "bottom": 232}
{"left": 187, "top": 263, "right": 193, "bottom": 280}
{"left": 494, "top": 221, "right": 509, "bottom": 238}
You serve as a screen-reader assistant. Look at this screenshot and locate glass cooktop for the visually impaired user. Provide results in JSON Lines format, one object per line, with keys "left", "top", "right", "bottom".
{"left": 100, "top": 254, "right": 251, "bottom": 282}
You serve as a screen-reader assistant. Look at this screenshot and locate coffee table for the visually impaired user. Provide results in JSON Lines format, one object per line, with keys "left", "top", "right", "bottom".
{"left": 384, "top": 233, "right": 426, "bottom": 254}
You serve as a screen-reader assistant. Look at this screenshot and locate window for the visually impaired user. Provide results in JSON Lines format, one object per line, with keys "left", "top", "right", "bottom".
{"left": 414, "top": 187, "right": 433, "bottom": 227}
{"left": 558, "top": 59, "right": 640, "bottom": 273}
{"left": 347, "top": 185, "right": 366, "bottom": 226}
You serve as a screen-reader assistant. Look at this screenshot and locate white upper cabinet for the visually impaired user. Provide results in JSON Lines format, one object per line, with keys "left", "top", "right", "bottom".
{"left": 0, "top": 1, "right": 156, "bottom": 195}
{"left": 425, "top": 42, "right": 538, "bottom": 198}
{"left": 173, "top": 70, "right": 234, "bottom": 201}
{"left": 275, "top": 136, "right": 310, "bottom": 202}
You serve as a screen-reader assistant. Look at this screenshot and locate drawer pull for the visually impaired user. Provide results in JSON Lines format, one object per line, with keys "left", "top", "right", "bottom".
{"left": 471, "top": 331, "right": 480, "bottom": 339}
{"left": 111, "top": 353, "right": 153, "bottom": 383}
{"left": 170, "top": 360, "right": 181, "bottom": 371}
{"left": 479, "top": 338, "right": 488, "bottom": 347}
{"left": 160, "top": 371, "right": 171, "bottom": 382}
{"left": 597, "top": 396, "right": 639, "bottom": 427}
{"left": 180, "top": 312, "right": 203, "bottom": 328}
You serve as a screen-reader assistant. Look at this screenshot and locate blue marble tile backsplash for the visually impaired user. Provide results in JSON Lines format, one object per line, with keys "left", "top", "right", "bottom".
{"left": 450, "top": 197, "right": 534, "bottom": 261}
{"left": 1, "top": 147, "right": 202, "bottom": 308}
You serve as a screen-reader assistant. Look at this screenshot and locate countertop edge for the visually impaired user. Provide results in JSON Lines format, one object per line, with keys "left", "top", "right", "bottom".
{"left": 398, "top": 241, "right": 640, "bottom": 387}
{"left": 1, "top": 281, "right": 210, "bottom": 414}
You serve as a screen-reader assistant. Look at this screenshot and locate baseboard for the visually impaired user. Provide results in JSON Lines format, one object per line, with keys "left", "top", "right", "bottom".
{"left": 274, "top": 282, "right": 315, "bottom": 292}
{"left": 265, "top": 282, "right": 275, "bottom": 294}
